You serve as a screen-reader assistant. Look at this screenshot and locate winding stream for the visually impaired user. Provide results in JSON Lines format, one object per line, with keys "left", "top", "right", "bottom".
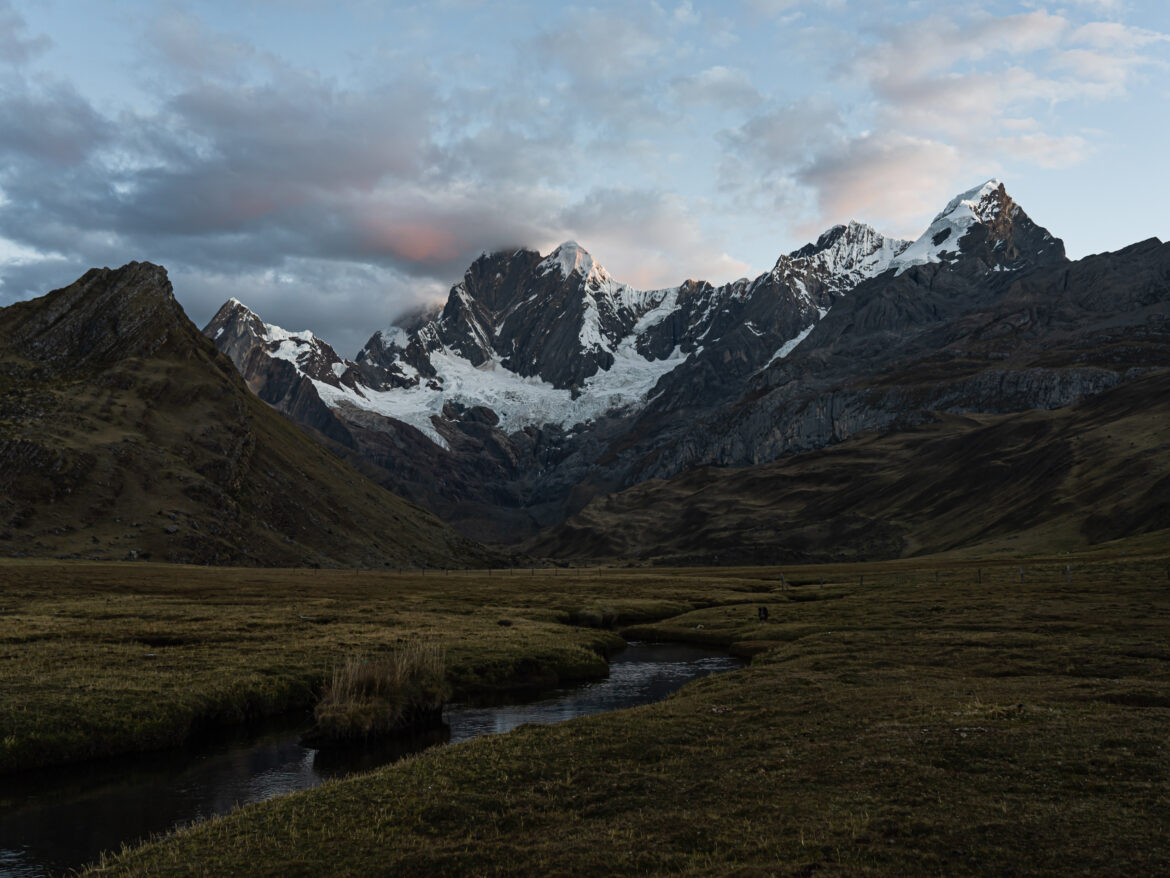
{"left": 0, "top": 641, "right": 741, "bottom": 877}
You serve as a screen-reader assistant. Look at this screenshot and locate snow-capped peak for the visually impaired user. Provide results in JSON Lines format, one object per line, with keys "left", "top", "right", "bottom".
{"left": 538, "top": 241, "right": 614, "bottom": 286}
{"left": 932, "top": 179, "right": 1005, "bottom": 226}
{"left": 776, "top": 220, "right": 910, "bottom": 291}
{"left": 890, "top": 180, "right": 1010, "bottom": 275}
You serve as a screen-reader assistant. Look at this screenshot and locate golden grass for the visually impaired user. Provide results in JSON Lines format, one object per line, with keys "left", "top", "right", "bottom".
{"left": 313, "top": 643, "right": 449, "bottom": 743}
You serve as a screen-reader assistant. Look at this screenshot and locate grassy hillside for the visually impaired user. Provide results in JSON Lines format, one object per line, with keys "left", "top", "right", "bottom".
{"left": 529, "top": 368, "right": 1170, "bottom": 564}
{"left": 70, "top": 542, "right": 1170, "bottom": 876}
{"left": 0, "top": 263, "right": 494, "bottom": 568}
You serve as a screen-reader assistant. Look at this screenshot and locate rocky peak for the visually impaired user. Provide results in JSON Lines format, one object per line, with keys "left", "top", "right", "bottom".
{"left": 458, "top": 248, "right": 544, "bottom": 315}
{"left": 771, "top": 220, "right": 911, "bottom": 297}
{"left": 789, "top": 224, "right": 849, "bottom": 259}
{"left": 204, "top": 298, "right": 348, "bottom": 388}
{"left": 941, "top": 179, "right": 1007, "bottom": 224}
{"left": 353, "top": 241, "right": 653, "bottom": 391}
{"left": 205, "top": 297, "right": 267, "bottom": 344}
{"left": 891, "top": 180, "right": 1065, "bottom": 275}
{"left": 2, "top": 261, "right": 190, "bottom": 370}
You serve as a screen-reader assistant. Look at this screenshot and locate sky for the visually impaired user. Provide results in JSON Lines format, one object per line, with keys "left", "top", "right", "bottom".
{"left": 0, "top": 0, "right": 1167, "bottom": 355}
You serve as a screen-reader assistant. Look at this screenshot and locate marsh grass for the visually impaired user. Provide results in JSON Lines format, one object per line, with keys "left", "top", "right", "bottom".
{"left": 0, "top": 561, "right": 743, "bottom": 772}
{"left": 9, "top": 544, "right": 1170, "bottom": 876}
{"left": 312, "top": 642, "right": 449, "bottom": 743}
{"left": 85, "top": 543, "right": 1170, "bottom": 877}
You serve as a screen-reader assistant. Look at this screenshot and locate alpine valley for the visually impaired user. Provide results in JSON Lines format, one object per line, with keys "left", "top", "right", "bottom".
{"left": 199, "top": 180, "right": 1169, "bottom": 559}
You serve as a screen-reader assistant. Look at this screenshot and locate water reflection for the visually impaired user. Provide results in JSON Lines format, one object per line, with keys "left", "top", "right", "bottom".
{"left": 445, "top": 642, "right": 740, "bottom": 741}
{"left": 0, "top": 642, "right": 741, "bottom": 877}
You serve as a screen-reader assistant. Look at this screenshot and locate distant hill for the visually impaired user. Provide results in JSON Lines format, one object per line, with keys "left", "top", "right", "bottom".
{"left": 0, "top": 262, "right": 496, "bottom": 568}
{"left": 526, "top": 368, "right": 1170, "bottom": 564}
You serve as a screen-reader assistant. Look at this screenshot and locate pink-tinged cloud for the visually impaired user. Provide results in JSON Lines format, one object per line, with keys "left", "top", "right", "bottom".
{"left": 554, "top": 186, "right": 753, "bottom": 288}
{"left": 360, "top": 220, "right": 464, "bottom": 265}
{"left": 797, "top": 133, "right": 963, "bottom": 237}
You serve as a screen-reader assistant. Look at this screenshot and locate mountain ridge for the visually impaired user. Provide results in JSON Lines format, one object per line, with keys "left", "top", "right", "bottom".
{"left": 203, "top": 181, "right": 1169, "bottom": 547}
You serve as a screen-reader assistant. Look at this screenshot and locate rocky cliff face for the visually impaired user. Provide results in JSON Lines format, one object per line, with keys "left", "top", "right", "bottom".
{"left": 203, "top": 181, "right": 1169, "bottom": 546}
{"left": 5, "top": 262, "right": 188, "bottom": 369}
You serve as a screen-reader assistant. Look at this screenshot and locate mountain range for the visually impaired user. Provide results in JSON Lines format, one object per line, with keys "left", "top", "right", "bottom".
{"left": 203, "top": 180, "right": 1169, "bottom": 557}
{"left": 1, "top": 179, "right": 1165, "bottom": 565}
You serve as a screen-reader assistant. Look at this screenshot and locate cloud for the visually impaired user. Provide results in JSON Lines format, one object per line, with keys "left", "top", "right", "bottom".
{"left": 743, "top": 0, "right": 845, "bottom": 18}
{"left": 713, "top": 5, "right": 1169, "bottom": 234}
{"left": 989, "top": 132, "right": 1090, "bottom": 169}
{"left": 1071, "top": 21, "right": 1170, "bottom": 49}
{"left": 533, "top": 8, "right": 667, "bottom": 87}
{"left": 144, "top": 9, "right": 263, "bottom": 81}
{"left": 672, "top": 2, "right": 700, "bottom": 26}
{"left": 557, "top": 186, "right": 751, "bottom": 287}
{"left": 796, "top": 133, "right": 962, "bottom": 234}
{"left": 718, "top": 99, "right": 841, "bottom": 170}
{"left": 0, "top": 79, "right": 115, "bottom": 165}
{"left": 669, "top": 66, "right": 762, "bottom": 108}
{"left": 848, "top": 10, "right": 1168, "bottom": 130}
{"left": 850, "top": 11, "right": 1069, "bottom": 85}
{"left": 1063, "top": 0, "right": 1125, "bottom": 14}
{"left": 0, "top": 0, "right": 50, "bottom": 67}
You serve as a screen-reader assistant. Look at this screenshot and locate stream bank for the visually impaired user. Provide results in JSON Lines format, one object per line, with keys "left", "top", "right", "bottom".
{"left": 1, "top": 641, "right": 743, "bottom": 877}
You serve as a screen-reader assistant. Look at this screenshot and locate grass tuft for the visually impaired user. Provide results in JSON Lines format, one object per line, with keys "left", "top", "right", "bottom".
{"left": 311, "top": 642, "right": 449, "bottom": 744}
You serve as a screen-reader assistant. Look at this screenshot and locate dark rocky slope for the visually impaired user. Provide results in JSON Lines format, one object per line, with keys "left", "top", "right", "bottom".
{"left": 528, "top": 368, "right": 1170, "bottom": 564}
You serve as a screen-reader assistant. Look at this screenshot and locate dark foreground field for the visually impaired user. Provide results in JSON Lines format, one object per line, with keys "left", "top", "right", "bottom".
{"left": 5, "top": 543, "right": 1170, "bottom": 876}
{"left": 1, "top": 562, "right": 740, "bottom": 774}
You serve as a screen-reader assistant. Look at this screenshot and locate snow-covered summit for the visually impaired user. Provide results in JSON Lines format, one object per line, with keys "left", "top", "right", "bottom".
{"left": 791, "top": 219, "right": 909, "bottom": 276}
{"left": 891, "top": 180, "right": 1009, "bottom": 274}
{"left": 935, "top": 179, "right": 1005, "bottom": 225}
{"left": 538, "top": 241, "right": 617, "bottom": 288}
{"left": 771, "top": 220, "right": 910, "bottom": 296}
{"left": 211, "top": 297, "right": 317, "bottom": 343}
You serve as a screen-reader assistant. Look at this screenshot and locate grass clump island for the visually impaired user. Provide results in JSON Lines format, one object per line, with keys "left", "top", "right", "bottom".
{"left": 310, "top": 644, "right": 450, "bottom": 745}
{"left": 4, "top": 541, "right": 1170, "bottom": 875}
